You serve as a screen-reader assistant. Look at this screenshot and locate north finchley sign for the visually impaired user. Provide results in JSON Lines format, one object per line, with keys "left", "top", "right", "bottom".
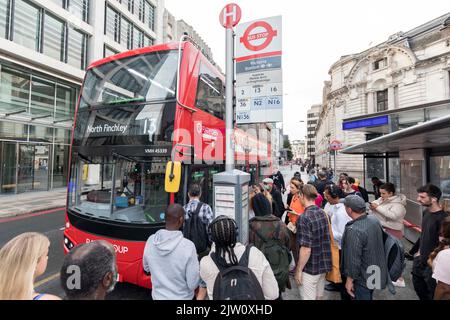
{"left": 87, "top": 123, "right": 128, "bottom": 134}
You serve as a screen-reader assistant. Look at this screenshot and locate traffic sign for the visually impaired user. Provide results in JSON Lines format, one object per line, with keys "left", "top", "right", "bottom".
{"left": 330, "top": 140, "right": 343, "bottom": 151}
{"left": 240, "top": 21, "right": 278, "bottom": 52}
{"left": 235, "top": 16, "right": 283, "bottom": 124}
{"left": 219, "top": 3, "right": 242, "bottom": 29}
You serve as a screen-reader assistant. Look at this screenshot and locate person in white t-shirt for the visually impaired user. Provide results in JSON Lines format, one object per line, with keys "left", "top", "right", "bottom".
{"left": 324, "top": 185, "right": 352, "bottom": 249}
{"left": 432, "top": 249, "right": 450, "bottom": 300}
{"left": 323, "top": 184, "right": 352, "bottom": 296}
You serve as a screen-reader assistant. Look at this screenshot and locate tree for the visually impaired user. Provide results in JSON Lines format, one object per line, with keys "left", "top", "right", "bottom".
{"left": 283, "top": 139, "right": 293, "bottom": 161}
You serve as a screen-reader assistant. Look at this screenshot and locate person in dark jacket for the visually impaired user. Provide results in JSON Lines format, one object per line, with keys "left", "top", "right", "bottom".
{"left": 263, "top": 178, "right": 285, "bottom": 219}
{"left": 271, "top": 170, "right": 286, "bottom": 194}
{"left": 412, "top": 184, "right": 448, "bottom": 300}
{"left": 371, "top": 177, "right": 384, "bottom": 200}
{"left": 249, "top": 193, "right": 291, "bottom": 297}
{"left": 341, "top": 195, "right": 388, "bottom": 300}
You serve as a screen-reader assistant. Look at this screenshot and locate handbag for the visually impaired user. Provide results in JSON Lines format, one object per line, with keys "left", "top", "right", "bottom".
{"left": 325, "top": 212, "right": 342, "bottom": 284}
{"left": 287, "top": 221, "right": 297, "bottom": 234}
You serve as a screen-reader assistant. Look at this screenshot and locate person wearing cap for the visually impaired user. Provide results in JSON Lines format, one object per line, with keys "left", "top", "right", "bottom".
{"left": 263, "top": 177, "right": 285, "bottom": 219}
{"left": 340, "top": 195, "right": 388, "bottom": 300}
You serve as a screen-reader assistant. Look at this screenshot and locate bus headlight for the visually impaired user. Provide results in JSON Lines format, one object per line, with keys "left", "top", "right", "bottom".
{"left": 64, "top": 236, "right": 75, "bottom": 250}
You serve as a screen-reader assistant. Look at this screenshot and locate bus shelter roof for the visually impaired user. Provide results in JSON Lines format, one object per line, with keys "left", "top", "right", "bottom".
{"left": 341, "top": 113, "right": 450, "bottom": 155}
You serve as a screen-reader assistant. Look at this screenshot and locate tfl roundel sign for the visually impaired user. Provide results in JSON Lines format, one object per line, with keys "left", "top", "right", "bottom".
{"left": 219, "top": 3, "right": 242, "bottom": 29}
{"left": 240, "top": 21, "right": 278, "bottom": 52}
{"left": 330, "top": 140, "right": 343, "bottom": 151}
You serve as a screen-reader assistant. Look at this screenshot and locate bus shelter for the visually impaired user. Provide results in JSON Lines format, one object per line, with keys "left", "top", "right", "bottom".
{"left": 341, "top": 113, "right": 450, "bottom": 243}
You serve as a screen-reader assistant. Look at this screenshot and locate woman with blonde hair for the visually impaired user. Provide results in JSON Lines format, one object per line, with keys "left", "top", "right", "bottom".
{"left": 0, "top": 232, "right": 61, "bottom": 300}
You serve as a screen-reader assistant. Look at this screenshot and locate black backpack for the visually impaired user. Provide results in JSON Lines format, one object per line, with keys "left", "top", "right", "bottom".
{"left": 380, "top": 226, "right": 406, "bottom": 294}
{"left": 250, "top": 223, "right": 291, "bottom": 291}
{"left": 183, "top": 202, "right": 209, "bottom": 254}
{"left": 211, "top": 245, "right": 265, "bottom": 300}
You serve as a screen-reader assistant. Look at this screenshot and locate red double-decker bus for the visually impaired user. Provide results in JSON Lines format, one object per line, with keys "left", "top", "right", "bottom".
{"left": 63, "top": 39, "right": 272, "bottom": 288}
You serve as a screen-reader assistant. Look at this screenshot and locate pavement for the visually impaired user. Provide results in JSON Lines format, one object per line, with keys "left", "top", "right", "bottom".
{"left": 0, "top": 188, "right": 67, "bottom": 218}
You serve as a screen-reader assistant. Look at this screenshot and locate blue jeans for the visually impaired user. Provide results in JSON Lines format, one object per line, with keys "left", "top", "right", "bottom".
{"left": 354, "top": 282, "right": 374, "bottom": 300}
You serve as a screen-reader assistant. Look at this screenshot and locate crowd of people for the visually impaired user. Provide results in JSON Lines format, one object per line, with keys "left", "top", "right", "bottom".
{"left": 0, "top": 169, "right": 449, "bottom": 301}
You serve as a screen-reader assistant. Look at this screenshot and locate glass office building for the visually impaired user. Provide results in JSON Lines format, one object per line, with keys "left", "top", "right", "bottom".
{"left": 0, "top": 60, "right": 78, "bottom": 194}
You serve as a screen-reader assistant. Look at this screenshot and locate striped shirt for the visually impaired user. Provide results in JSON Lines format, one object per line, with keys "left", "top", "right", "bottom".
{"left": 341, "top": 214, "right": 388, "bottom": 289}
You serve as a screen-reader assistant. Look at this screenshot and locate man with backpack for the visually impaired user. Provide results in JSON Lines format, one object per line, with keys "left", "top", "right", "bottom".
{"left": 249, "top": 193, "right": 291, "bottom": 299}
{"left": 340, "top": 195, "right": 388, "bottom": 300}
{"left": 200, "top": 216, "right": 279, "bottom": 300}
{"left": 183, "top": 183, "right": 213, "bottom": 257}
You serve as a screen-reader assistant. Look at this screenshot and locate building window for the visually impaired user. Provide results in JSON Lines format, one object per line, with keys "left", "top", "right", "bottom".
{"left": 30, "top": 77, "right": 55, "bottom": 117}
{"left": 55, "top": 84, "right": 76, "bottom": 120}
{"left": 144, "top": 0, "right": 155, "bottom": 30}
{"left": 144, "top": 35, "right": 154, "bottom": 46}
{"left": 0, "top": 0, "right": 11, "bottom": 39}
{"left": 373, "top": 58, "right": 387, "bottom": 71}
{"left": 43, "top": 13, "right": 65, "bottom": 62}
{"left": 67, "top": 0, "right": 90, "bottom": 23}
{"left": 67, "top": 28, "right": 87, "bottom": 70}
{"left": 105, "top": 5, "right": 120, "bottom": 43}
{"left": 123, "top": 0, "right": 134, "bottom": 14}
{"left": 376, "top": 89, "right": 388, "bottom": 112}
{"left": 103, "top": 45, "right": 119, "bottom": 58}
{"left": 0, "top": 66, "right": 30, "bottom": 113}
{"left": 133, "top": 26, "right": 143, "bottom": 48}
{"left": 12, "top": 0, "right": 42, "bottom": 52}
{"left": 121, "top": 17, "right": 132, "bottom": 49}
{"left": 138, "top": 0, "right": 145, "bottom": 22}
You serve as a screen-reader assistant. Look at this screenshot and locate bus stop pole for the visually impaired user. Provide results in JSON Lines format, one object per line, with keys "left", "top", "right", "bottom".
{"left": 225, "top": 27, "right": 235, "bottom": 173}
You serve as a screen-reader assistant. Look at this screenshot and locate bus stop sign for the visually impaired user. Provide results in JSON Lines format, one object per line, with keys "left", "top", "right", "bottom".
{"left": 220, "top": 3, "right": 242, "bottom": 29}
{"left": 330, "top": 140, "right": 343, "bottom": 151}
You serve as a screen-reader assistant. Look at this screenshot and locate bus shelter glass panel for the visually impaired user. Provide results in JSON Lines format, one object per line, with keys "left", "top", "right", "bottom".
{"left": 388, "top": 158, "right": 401, "bottom": 194}
{"left": 365, "top": 157, "right": 385, "bottom": 190}
{"left": 400, "top": 159, "right": 424, "bottom": 200}
{"left": 430, "top": 156, "right": 450, "bottom": 200}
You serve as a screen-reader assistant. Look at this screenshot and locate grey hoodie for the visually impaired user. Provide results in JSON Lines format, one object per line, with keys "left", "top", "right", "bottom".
{"left": 143, "top": 229, "right": 200, "bottom": 300}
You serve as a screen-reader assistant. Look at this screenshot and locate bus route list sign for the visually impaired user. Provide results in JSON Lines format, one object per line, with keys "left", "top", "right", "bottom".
{"left": 235, "top": 16, "right": 283, "bottom": 124}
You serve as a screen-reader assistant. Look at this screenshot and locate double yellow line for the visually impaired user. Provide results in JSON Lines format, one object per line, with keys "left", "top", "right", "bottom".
{"left": 35, "top": 273, "right": 60, "bottom": 289}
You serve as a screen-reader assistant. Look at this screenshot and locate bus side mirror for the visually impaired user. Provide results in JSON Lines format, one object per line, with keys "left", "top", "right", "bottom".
{"left": 165, "top": 161, "right": 181, "bottom": 193}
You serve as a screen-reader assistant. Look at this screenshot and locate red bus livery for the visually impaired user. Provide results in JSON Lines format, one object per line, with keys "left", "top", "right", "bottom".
{"left": 64, "top": 38, "right": 272, "bottom": 288}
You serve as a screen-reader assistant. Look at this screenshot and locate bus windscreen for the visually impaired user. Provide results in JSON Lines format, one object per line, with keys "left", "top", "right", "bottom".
{"left": 79, "top": 50, "right": 178, "bottom": 109}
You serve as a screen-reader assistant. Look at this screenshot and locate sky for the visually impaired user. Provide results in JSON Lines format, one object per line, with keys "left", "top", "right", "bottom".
{"left": 164, "top": 0, "right": 450, "bottom": 141}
